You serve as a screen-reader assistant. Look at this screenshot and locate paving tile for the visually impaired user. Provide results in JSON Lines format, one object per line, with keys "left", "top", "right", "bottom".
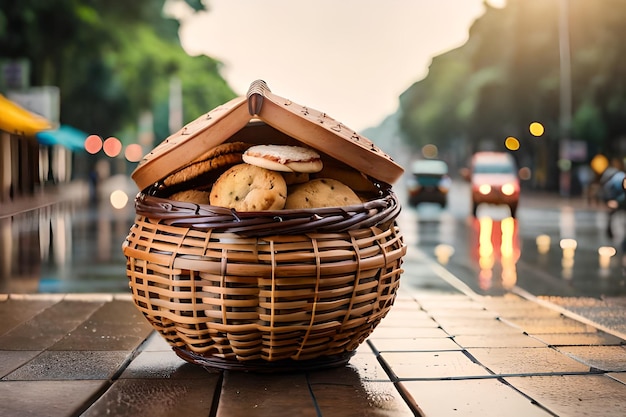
{"left": 479, "top": 294, "right": 532, "bottom": 309}
{"left": 498, "top": 308, "right": 563, "bottom": 319}
{"left": 4, "top": 350, "right": 132, "bottom": 380}
{"left": 370, "top": 326, "right": 449, "bottom": 339}
{"left": 505, "top": 374, "right": 626, "bottom": 417}
{"left": 453, "top": 333, "right": 547, "bottom": 348}
{"left": 377, "top": 315, "right": 440, "bottom": 329}
{"left": 216, "top": 372, "right": 318, "bottom": 417}
{"left": 380, "top": 351, "right": 490, "bottom": 380}
{"left": 378, "top": 308, "right": 439, "bottom": 328}
{"left": 368, "top": 336, "right": 460, "bottom": 352}
{"left": 120, "top": 350, "right": 219, "bottom": 379}
{"left": 0, "top": 299, "right": 58, "bottom": 336}
{"left": 50, "top": 299, "right": 153, "bottom": 351}
{"left": 505, "top": 316, "right": 598, "bottom": 334}
{"left": 0, "top": 380, "right": 106, "bottom": 417}
{"left": 556, "top": 345, "right": 626, "bottom": 371}
{"left": 0, "top": 300, "right": 105, "bottom": 350}
{"left": 388, "top": 298, "right": 422, "bottom": 310}
{"left": 531, "top": 332, "right": 626, "bottom": 346}
{"left": 418, "top": 301, "right": 487, "bottom": 315}
{"left": 312, "top": 380, "right": 414, "bottom": 416}
{"left": 399, "top": 379, "right": 553, "bottom": 417}
{"left": 139, "top": 331, "right": 171, "bottom": 352}
{"left": 309, "top": 351, "right": 390, "bottom": 382}
{"left": 489, "top": 304, "right": 563, "bottom": 319}
{"left": 430, "top": 309, "right": 499, "bottom": 324}
{"left": 417, "top": 294, "right": 482, "bottom": 311}
{"left": 466, "top": 347, "right": 592, "bottom": 375}
{"left": 0, "top": 351, "right": 40, "bottom": 378}
{"left": 82, "top": 378, "right": 220, "bottom": 417}
{"left": 608, "top": 372, "right": 626, "bottom": 384}
{"left": 438, "top": 319, "right": 522, "bottom": 336}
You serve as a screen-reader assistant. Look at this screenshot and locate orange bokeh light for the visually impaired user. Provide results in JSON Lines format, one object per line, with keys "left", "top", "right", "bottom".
{"left": 103, "top": 137, "right": 122, "bottom": 157}
{"left": 85, "top": 135, "right": 103, "bottom": 154}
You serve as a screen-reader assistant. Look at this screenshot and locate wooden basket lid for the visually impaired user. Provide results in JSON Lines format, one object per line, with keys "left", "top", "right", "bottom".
{"left": 131, "top": 80, "right": 404, "bottom": 191}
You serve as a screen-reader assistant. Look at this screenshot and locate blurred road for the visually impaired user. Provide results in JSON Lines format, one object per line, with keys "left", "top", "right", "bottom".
{"left": 400, "top": 180, "right": 625, "bottom": 298}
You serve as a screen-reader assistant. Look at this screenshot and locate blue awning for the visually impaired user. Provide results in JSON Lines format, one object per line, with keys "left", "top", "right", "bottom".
{"left": 36, "top": 125, "right": 87, "bottom": 152}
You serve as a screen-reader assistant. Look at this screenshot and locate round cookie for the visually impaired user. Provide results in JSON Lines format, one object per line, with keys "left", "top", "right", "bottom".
{"left": 243, "top": 144, "right": 323, "bottom": 173}
{"left": 169, "top": 189, "right": 211, "bottom": 204}
{"left": 210, "top": 164, "right": 287, "bottom": 211}
{"left": 313, "top": 164, "right": 379, "bottom": 193}
{"left": 282, "top": 171, "right": 309, "bottom": 185}
{"left": 285, "top": 178, "right": 362, "bottom": 209}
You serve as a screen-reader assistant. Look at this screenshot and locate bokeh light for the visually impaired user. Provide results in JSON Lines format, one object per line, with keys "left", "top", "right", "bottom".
{"left": 518, "top": 166, "right": 532, "bottom": 180}
{"left": 124, "top": 143, "right": 143, "bottom": 162}
{"left": 504, "top": 136, "right": 520, "bottom": 151}
{"left": 536, "top": 234, "right": 551, "bottom": 254}
{"left": 558, "top": 159, "right": 572, "bottom": 172}
{"left": 110, "top": 190, "right": 129, "bottom": 209}
{"left": 590, "top": 154, "right": 609, "bottom": 175}
{"left": 529, "top": 122, "right": 545, "bottom": 137}
{"left": 598, "top": 246, "right": 616, "bottom": 269}
{"left": 421, "top": 144, "right": 438, "bottom": 159}
{"left": 85, "top": 134, "right": 103, "bottom": 154}
{"left": 103, "top": 136, "right": 122, "bottom": 157}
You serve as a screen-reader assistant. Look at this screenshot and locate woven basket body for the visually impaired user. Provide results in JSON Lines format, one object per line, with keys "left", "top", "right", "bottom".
{"left": 124, "top": 80, "right": 406, "bottom": 370}
{"left": 124, "top": 191, "right": 405, "bottom": 369}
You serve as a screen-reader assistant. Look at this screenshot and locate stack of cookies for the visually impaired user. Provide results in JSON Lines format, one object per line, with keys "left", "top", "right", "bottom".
{"left": 160, "top": 142, "right": 379, "bottom": 211}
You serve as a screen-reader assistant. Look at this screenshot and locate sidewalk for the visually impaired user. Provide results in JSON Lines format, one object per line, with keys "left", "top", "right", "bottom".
{"left": 1, "top": 247, "right": 625, "bottom": 417}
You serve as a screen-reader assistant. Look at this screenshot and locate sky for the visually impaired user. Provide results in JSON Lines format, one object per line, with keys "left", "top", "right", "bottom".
{"left": 167, "top": 0, "right": 506, "bottom": 132}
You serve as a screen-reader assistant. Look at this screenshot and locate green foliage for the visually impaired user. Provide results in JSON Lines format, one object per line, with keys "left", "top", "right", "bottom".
{"left": 399, "top": 0, "right": 626, "bottom": 171}
{"left": 0, "top": 0, "right": 236, "bottom": 144}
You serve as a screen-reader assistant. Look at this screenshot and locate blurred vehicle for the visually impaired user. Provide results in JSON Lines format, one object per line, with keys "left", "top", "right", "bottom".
{"left": 407, "top": 159, "right": 451, "bottom": 208}
{"left": 467, "top": 151, "right": 520, "bottom": 217}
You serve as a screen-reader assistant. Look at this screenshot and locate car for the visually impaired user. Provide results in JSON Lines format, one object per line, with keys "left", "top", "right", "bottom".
{"left": 467, "top": 151, "right": 520, "bottom": 217}
{"left": 407, "top": 159, "right": 451, "bottom": 208}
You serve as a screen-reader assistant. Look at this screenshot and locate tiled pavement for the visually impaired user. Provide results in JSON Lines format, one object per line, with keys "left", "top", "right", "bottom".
{"left": 2, "top": 185, "right": 626, "bottom": 416}
{"left": 1, "top": 248, "right": 626, "bottom": 417}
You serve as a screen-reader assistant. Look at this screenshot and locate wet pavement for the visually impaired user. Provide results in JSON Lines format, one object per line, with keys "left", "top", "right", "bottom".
{"left": 1, "top": 181, "right": 626, "bottom": 416}
{"left": 1, "top": 250, "right": 626, "bottom": 416}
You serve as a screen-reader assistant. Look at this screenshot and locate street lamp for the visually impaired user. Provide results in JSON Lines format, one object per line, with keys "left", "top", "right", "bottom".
{"left": 558, "top": 0, "right": 572, "bottom": 196}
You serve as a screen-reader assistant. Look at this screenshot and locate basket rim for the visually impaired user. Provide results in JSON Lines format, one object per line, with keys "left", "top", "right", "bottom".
{"left": 133, "top": 188, "right": 401, "bottom": 236}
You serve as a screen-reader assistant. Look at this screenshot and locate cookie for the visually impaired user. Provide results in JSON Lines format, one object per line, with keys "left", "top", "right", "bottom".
{"left": 282, "top": 171, "right": 309, "bottom": 185}
{"left": 314, "top": 164, "right": 378, "bottom": 193}
{"left": 163, "top": 142, "right": 252, "bottom": 187}
{"left": 210, "top": 164, "right": 287, "bottom": 211}
{"left": 243, "top": 144, "right": 323, "bottom": 173}
{"left": 169, "top": 189, "right": 211, "bottom": 204}
{"left": 284, "top": 178, "right": 361, "bottom": 209}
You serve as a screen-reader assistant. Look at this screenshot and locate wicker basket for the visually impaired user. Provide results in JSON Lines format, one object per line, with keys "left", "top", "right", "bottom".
{"left": 123, "top": 80, "right": 406, "bottom": 370}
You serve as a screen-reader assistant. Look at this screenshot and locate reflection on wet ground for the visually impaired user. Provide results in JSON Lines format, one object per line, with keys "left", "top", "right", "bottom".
{"left": 0, "top": 199, "right": 135, "bottom": 294}
{"left": 410, "top": 194, "right": 626, "bottom": 298}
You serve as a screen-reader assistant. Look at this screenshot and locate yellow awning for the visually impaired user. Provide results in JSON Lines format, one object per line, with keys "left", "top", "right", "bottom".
{"left": 0, "top": 94, "right": 53, "bottom": 136}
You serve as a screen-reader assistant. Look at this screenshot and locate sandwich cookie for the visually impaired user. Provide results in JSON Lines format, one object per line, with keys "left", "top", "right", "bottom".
{"left": 243, "top": 144, "right": 323, "bottom": 173}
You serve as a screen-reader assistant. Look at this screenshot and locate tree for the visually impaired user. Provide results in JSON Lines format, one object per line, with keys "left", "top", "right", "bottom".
{"left": 398, "top": 0, "right": 626, "bottom": 189}
{"left": 0, "top": 0, "right": 235, "bottom": 143}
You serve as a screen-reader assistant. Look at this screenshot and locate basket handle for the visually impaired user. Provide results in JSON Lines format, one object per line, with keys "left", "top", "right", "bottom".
{"left": 247, "top": 79, "right": 271, "bottom": 115}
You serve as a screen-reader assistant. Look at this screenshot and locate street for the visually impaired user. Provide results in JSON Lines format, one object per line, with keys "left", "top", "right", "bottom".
{"left": 399, "top": 180, "right": 625, "bottom": 298}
